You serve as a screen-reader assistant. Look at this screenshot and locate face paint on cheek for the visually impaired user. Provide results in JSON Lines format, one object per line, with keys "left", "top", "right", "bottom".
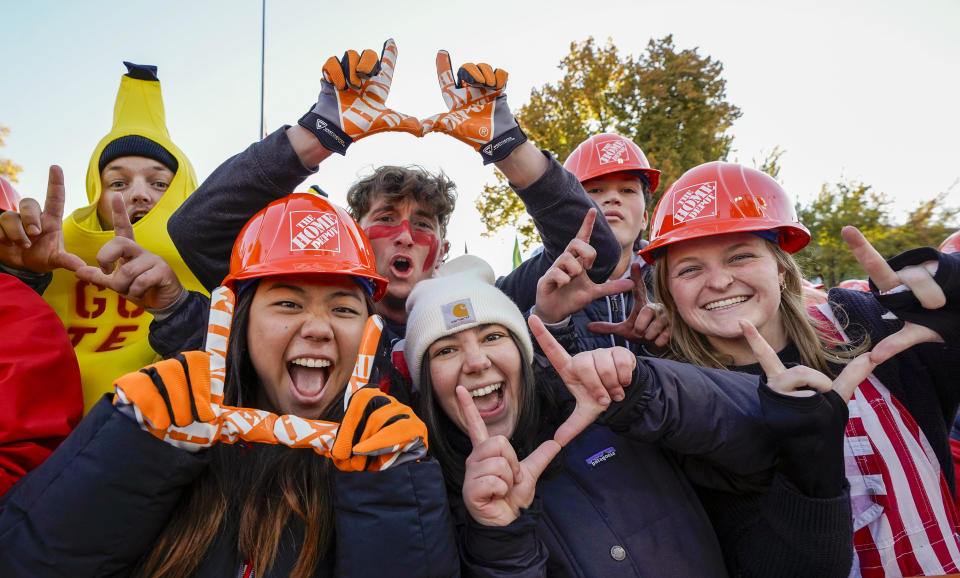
{"left": 364, "top": 220, "right": 411, "bottom": 241}
{"left": 364, "top": 220, "right": 440, "bottom": 272}
{"left": 413, "top": 230, "right": 440, "bottom": 271}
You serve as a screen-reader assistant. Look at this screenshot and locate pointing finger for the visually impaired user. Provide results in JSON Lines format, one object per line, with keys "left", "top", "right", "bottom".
{"left": 43, "top": 165, "right": 68, "bottom": 223}
{"left": 575, "top": 208, "right": 597, "bottom": 245}
{"left": 739, "top": 320, "right": 787, "bottom": 377}
{"left": 457, "top": 385, "right": 490, "bottom": 447}
{"left": 630, "top": 261, "right": 648, "bottom": 306}
{"left": 841, "top": 226, "right": 900, "bottom": 292}
{"left": 529, "top": 315, "right": 571, "bottom": 372}
{"left": 109, "top": 191, "right": 135, "bottom": 241}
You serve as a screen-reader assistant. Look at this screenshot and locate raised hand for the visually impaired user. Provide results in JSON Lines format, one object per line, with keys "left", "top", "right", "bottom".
{"left": 587, "top": 261, "right": 671, "bottom": 349}
{"left": 298, "top": 38, "right": 420, "bottom": 155}
{"left": 739, "top": 319, "right": 875, "bottom": 403}
{"left": 421, "top": 51, "right": 527, "bottom": 164}
{"left": 842, "top": 226, "right": 947, "bottom": 363}
{"left": 457, "top": 385, "right": 560, "bottom": 527}
{"left": 0, "top": 165, "right": 84, "bottom": 273}
{"left": 73, "top": 191, "right": 184, "bottom": 311}
{"left": 529, "top": 315, "right": 636, "bottom": 446}
{"left": 534, "top": 208, "right": 634, "bottom": 324}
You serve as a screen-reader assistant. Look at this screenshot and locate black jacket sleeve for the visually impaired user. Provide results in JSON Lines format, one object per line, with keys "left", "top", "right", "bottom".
{"left": 496, "top": 151, "right": 620, "bottom": 312}
{"left": 168, "top": 127, "right": 317, "bottom": 291}
{"left": 594, "top": 357, "right": 778, "bottom": 485}
{"left": 148, "top": 290, "right": 210, "bottom": 358}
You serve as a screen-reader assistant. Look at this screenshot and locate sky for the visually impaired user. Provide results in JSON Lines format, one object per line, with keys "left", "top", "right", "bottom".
{"left": 3, "top": 0, "right": 958, "bottom": 276}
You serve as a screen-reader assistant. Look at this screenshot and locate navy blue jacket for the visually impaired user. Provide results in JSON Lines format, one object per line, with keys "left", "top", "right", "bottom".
{"left": 450, "top": 355, "right": 850, "bottom": 577}
{"left": 0, "top": 397, "right": 458, "bottom": 577}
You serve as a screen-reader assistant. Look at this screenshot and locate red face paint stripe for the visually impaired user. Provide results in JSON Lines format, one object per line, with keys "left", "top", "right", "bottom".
{"left": 365, "top": 220, "right": 440, "bottom": 271}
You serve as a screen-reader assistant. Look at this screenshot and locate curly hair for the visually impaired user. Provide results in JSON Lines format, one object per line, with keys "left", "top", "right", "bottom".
{"left": 346, "top": 165, "right": 457, "bottom": 240}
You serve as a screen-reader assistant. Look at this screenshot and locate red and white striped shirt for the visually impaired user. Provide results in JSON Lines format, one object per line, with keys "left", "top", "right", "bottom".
{"left": 814, "top": 304, "right": 960, "bottom": 577}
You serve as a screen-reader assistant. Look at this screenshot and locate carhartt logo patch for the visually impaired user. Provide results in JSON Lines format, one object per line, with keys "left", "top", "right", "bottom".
{"left": 442, "top": 298, "right": 475, "bottom": 330}
{"left": 596, "top": 139, "right": 630, "bottom": 165}
{"left": 672, "top": 181, "right": 717, "bottom": 224}
{"left": 290, "top": 211, "right": 340, "bottom": 252}
{"left": 586, "top": 446, "right": 616, "bottom": 468}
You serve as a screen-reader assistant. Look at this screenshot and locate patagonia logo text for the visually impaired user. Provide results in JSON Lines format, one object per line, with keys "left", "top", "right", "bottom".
{"left": 442, "top": 298, "right": 475, "bottom": 330}
{"left": 290, "top": 211, "right": 340, "bottom": 252}
{"left": 672, "top": 181, "right": 717, "bottom": 224}
{"left": 596, "top": 140, "right": 629, "bottom": 165}
{"left": 586, "top": 446, "right": 616, "bottom": 468}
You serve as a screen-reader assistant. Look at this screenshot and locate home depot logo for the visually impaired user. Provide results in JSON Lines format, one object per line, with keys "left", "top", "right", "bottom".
{"left": 442, "top": 298, "right": 475, "bottom": 330}
{"left": 290, "top": 211, "right": 340, "bottom": 252}
{"left": 672, "top": 181, "right": 718, "bottom": 224}
{"left": 596, "top": 139, "right": 630, "bottom": 165}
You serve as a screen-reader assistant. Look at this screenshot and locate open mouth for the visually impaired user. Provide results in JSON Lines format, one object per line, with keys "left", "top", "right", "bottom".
{"left": 391, "top": 255, "right": 413, "bottom": 276}
{"left": 288, "top": 357, "right": 331, "bottom": 402}
{"left": 129, "top": 209, "right": 150, "bottom": 223}
{"left": 470, "top": 382, "right": 505, "bottom": 418}
{"left": 703, "top": 296, "right": 749, "bottom": 311}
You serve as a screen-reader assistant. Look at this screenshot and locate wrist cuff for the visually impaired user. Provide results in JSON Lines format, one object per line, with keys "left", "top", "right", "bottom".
{"left": 480, "top": 123, "right": 527, "bottom": 165}
{"left": 298, "top": 110, "right": 352, "bottom": 156}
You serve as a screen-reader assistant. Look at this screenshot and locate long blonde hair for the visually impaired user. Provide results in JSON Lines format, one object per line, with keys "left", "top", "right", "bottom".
{"left": 654, "top": 240, "right": 866, "bottom": 376}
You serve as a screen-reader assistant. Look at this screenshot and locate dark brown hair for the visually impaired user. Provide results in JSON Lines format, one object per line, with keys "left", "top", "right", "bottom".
{"left": 346, "top": 165, "right": 457, "bottom": 240}
{"left": 136, "top": 279, "right": 369, "bottom": 577}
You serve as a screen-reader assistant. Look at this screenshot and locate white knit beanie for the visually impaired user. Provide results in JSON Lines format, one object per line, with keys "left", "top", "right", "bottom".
{"left": 403, "top": 255, "right": 533, "bottom": 386}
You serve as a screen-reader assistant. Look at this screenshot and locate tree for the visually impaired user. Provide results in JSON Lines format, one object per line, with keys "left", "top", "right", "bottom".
{"left": 476, "top": 36, "right": 742, "bottom": 248}
{"left": 796, "top": 181, "right": 959, "bottom": 287}
{"left": 0, "top": 125, "right": 23, "bottom": 183}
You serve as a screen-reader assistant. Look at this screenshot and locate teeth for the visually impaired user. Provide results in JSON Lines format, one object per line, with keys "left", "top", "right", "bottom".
{"left": 291, "top": 358, "right": 331, "bottom": 368}
{"left": 470, "top": 383, "right": 502, "bottom": 398}
{"left": 704, "top": 296, "right": 748, "bottom": 311}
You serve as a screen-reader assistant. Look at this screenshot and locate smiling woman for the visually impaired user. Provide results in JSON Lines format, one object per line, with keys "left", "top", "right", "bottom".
{"left": 642, "top": 161, "right": 960, "bottom": 576}
{"left": 0, "top": 192, "right": 459, "bottom": 578}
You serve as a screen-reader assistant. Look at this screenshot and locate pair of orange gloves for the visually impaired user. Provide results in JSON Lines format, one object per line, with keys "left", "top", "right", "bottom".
{"left": 297, "top": 38, "right": 525, "bottom": 165}
{"left": 114, "top": 311, "right": 425, "bottom": 472}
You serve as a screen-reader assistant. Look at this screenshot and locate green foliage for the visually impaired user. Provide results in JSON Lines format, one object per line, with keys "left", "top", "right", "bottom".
{"left": 797, "top": 182, "right": 959, "bottom": 287}
{"left": 0, "top": 125, "right": 23, "bottom": 182}
{"left": 753, "top": 146, "right": 785, "bottom": 181}
{"left": 476, "top": 36, "right": 742, "bottom": 247}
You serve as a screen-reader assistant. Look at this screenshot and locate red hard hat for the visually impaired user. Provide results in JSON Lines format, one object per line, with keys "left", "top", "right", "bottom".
{"left": 0, "top": 176, "right": 21, "bottom": 213}
{"left": 222, "top": 191, "right": 387, "bottom": 301}
{"left": 563, "top": 133, "right": 661, "bottom": 193}
{"left": 639, "top": 161, "right": 810, "bottom": 264}
{"left": 940, "top": 230, "right": 960, "bottom": 254}
{"left": 836, "top": 279, "right": 871, "bottom": 292}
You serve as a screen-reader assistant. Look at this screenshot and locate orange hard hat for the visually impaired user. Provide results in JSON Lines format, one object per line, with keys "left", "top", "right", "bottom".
{"left": 940, "top": 230, "right": 960, "bottom": 254}
{"left": 836, "top": 279, "right": 871, "bottom": 292}
{"left": 639, "top": 161, "right": 810, "bottom": 264}
{"left": 222, "top": 191, "right": 387, "bottom": 300}
{"left": 0, "top": 176, "right": 21, "bottom": 213}
{"left": 563, "top": 133, "right": 661, "bottom": 193}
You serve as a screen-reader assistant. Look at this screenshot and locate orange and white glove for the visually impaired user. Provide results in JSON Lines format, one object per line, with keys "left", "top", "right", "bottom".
{"left": 330, "top": 388, "right": 428, "bottom": 471}
{"left": 298, "top": 38, "right": 420, "bottom": 155}
{"left": 421, "top": 51, "right": 527, "bottom": 164}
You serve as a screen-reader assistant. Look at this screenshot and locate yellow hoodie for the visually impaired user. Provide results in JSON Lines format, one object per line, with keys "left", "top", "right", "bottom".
{"left": 44, "top": 64, "right": 207, "bottom": 414}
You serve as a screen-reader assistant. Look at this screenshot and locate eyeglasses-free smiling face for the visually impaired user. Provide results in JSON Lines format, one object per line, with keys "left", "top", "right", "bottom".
{"left": 666, "top": 232, "right": 788, "bottom": 360}
{"left": 427, "top": 324, "right": 522, "bottom": 440}
{"left": 248, "top": 273, "right": 369, "bottom": 419}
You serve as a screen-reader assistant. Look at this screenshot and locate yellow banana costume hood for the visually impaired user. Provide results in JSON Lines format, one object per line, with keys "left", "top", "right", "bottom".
{"left": 44, "top": 62, "right": 207, "bottom": 414}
